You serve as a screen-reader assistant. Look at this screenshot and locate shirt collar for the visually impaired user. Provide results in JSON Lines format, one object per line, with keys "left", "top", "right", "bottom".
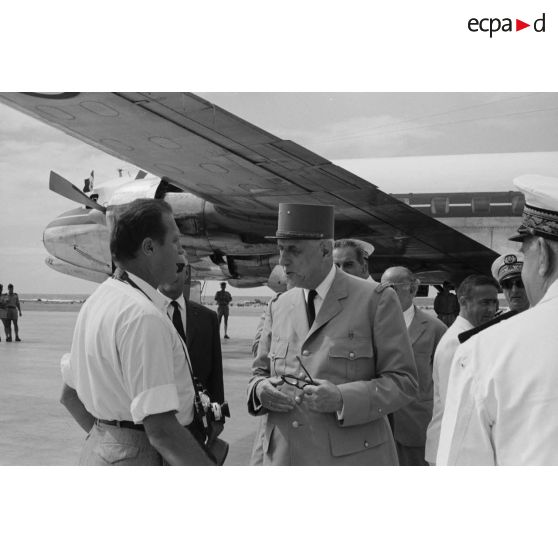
{"left": 158, "top": 290, "right": 185, "bottom": 311}
{"left": 403, "top": 304, "right": 416, "bottom": 328}
{"left": 126, "top": 272, "right": 168, "bottom": 313}
{"left": 304, "top": 265, "right": 336, "bottom": 302}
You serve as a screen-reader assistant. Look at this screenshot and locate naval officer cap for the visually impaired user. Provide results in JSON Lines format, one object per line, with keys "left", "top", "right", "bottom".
{"left": 349, "top": 239, "right": 375, "bottom": 257}
{"left": 509, "top": 175, "right": 558, "bottom": 242}
{"left": 491, "top": 252, "right": 524, "bottom": 285}
{"left": 266, "top": 203, "right": 335, "bottom": 240}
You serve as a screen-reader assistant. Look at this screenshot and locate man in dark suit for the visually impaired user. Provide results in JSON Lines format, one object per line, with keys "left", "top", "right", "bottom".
{"left": 381, "top": 266, "right": 447, "bottom": 465}
{"left": 159, "top": 261, "right": 225, "bottom": 445}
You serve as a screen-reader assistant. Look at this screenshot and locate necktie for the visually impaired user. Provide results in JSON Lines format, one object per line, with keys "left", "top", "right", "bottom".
{"left": 170, "top": 300, "right": 187, "bottom": 342}
{"left": 307, "top": 289, "right": 317, "bottom": 327}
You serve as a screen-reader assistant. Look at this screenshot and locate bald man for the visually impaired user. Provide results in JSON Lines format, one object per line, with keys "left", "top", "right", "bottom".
{"left": 381, "top": 266, "right": 447, "bottom": 465}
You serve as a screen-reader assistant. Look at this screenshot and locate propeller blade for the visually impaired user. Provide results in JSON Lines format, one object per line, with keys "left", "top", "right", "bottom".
{"left": 49, "top": 171, "right": 106, "bottom": 213}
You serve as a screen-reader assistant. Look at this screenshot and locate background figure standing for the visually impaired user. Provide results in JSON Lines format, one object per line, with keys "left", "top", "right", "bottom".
{"left": 434, "top": 281, "right": 460, "bottom": 327}
{"left": 3, "top": 284, "right": 22, "bottom": 342}
{"left": 333, "top": 238, "right": 376, "bottom": 283}
{"left": 381, "top": 266, "right": 447, "bottom": 466}
{"left": 215, "top": 282, "right": 232, "bottom": 339}
{"left": 492, "top": 252, "right": 530, "bottom": 314}
{"left": 0, "top": 284, "right": 6, "bottom": 341}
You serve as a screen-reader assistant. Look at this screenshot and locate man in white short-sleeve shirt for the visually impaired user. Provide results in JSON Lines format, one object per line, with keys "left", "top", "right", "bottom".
{"left": 60, "top": 199, "right": 213, "bottom": 466}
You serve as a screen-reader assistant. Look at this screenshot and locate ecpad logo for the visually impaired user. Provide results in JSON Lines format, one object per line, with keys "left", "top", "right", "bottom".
{"left": 468, "top": 13, "right": 546, "bottom": 37}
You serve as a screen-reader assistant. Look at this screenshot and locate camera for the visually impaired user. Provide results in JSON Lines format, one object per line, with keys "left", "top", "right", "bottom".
{"left": 196, "top": 390, "right": 230, "bottom": 426}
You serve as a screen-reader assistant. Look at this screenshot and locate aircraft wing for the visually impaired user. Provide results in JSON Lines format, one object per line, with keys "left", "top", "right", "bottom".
{"left": 0, "top": 92, "right": 498, "bottom": 282}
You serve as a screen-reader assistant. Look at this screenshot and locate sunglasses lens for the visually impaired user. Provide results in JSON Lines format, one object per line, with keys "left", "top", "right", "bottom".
{"left": 503, "top": 279, "right": 524, "bottom": 289}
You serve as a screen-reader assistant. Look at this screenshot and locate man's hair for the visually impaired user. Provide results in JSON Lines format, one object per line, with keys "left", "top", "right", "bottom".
{"left": 384, "top": 266, "right": 418, "bottom": 285}
{"left": 457, "top": 275, "right": 499, "bottom": 300}
{"left": 110, "top": 199, "right": 174, "bottom": 263}
{"left": 333, "top": 238, "right": 368, "bottom": 265}
{"left": 220, "top": 282, "right": 226, "bottom": 287}
{"left": 8, "top": 283, "right": 13, "bottom": 289}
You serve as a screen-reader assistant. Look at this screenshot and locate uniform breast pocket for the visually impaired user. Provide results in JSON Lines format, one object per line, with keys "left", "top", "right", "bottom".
{"left": 328, "top": 337, "right": 374, "bottom": 381}
{"left": 269, "top": 340, "right": 289, "bottom": 378}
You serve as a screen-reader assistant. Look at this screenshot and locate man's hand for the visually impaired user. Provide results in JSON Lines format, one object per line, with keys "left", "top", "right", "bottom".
{"left": 302, "top": 379, "right": 343, "bottom": 413}
{"left": 256, "top": 377, "right": 295, "bottom": 412}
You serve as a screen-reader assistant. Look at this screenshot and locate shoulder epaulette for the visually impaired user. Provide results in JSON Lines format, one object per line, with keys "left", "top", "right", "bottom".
{"left": 375, "top": 283, "right": 389, "bottom": 294}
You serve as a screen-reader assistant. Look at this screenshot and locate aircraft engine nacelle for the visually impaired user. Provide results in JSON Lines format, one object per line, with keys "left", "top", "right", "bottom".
{"left": 43, "top": 207, "right": 112, "bottom": 276}
{"left": 45, "top": 255, "right": 111, "bottom": 283}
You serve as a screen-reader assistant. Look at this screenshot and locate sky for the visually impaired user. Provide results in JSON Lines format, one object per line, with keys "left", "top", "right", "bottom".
{"left": 1, "top": 92, "right": 558, "bottom": 294}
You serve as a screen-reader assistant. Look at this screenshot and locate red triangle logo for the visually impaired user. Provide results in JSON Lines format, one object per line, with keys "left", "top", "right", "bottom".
{"left": 516, "top": 19, "right": 530, "bottom": 31}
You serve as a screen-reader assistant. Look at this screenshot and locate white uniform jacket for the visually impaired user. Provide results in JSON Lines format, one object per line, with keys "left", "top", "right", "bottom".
{"left": 437, "top": 280, "right": 558, "bottom": 465}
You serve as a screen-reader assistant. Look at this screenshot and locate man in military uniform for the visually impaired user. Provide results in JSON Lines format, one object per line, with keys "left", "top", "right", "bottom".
{"left": 438, "top": 175, "right": 558, "bottom": 465}
{"left": 247, "top": 203, "right": 418, "bottom": 465}
{"left": 493, "top": 252, "right": 530, "bottom": 314}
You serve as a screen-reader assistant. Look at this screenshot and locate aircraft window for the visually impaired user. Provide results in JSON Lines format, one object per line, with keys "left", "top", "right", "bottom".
{"left": 472, "top": 197, "right": 490, "bottom": 214}
{"left": 430, "top": 197, "right": 450, "bottom": 215}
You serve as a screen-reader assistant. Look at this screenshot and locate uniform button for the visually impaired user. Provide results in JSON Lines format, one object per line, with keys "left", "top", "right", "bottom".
{"left": 295, "top": 396, "right": 301, "bottom": 404}
{"left": 375, "top": 386, "right": 379, "bottom": 392}
{"left": 302, "top": 350, "right": 310, "bottom": 356}
{"left": 349, "top": 352, "right": 355, "bottom": 359}
{"left": 292, "top": 420, "right": 299, "bottom": 428}
{"left": 364, "top": 441, "right": 369, "bottom": 448}
{"left": 378, "top": 408, "right": 383, "bottom": 414}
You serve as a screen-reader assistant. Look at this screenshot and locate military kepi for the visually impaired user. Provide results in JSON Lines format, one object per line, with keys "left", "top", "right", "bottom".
{"left": 510, "top": 175, "right": 558, "bottom": 242}
{"left": 267, "top": 203, "right": 335, "bottom": 239}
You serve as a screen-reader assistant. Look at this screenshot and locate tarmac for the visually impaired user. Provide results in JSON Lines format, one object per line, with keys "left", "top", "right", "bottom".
{"left": 0, "top": 308, "right": 261, "bottom": 465}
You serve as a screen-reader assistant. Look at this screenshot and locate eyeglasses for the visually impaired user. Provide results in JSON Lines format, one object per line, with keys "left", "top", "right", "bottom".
{"left": 382, "top": 282, "right": 411, "bottom": 290}
{"left": 281, "top": 356, "right": 316, "bottom": 389}
{"left": 501, "top": 278, "right": 524, "bottom": 290}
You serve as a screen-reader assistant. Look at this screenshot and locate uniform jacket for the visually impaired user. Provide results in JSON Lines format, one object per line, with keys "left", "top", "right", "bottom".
{"left": 437, "top": 279, "right": 558, "bottom": 465}
{"left": 247, "top": 268, "right": 418, "bottom": 466}
{"left": 392, "top": 307, "right": 447, "bottom": 447}
{"left": 185, "top": 301, "right": 224, "bottom": 403}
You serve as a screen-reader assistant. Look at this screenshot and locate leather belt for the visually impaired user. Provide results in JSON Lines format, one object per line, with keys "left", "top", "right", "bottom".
{"left": 95, "top": 418, "right": 145, "bottom": 431}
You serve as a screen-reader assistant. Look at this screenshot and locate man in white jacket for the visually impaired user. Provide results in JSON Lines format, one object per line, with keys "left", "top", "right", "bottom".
{"left": 425, "top": 274, "right": 499, "bottom": 464}
{"left": 437, "top": 175, "right": 558, "bottom": 465}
